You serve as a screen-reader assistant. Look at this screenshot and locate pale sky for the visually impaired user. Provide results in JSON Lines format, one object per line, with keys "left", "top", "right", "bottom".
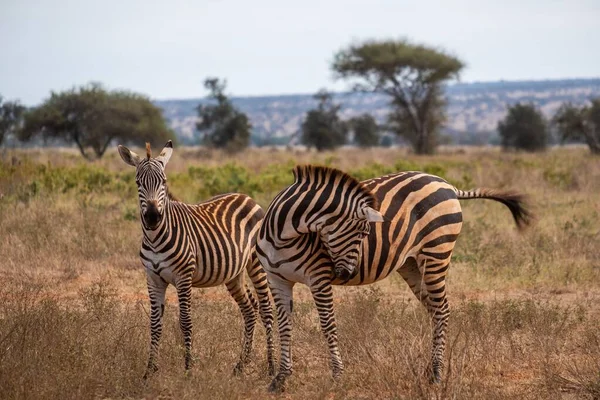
{"left": 1, "top": 0, "right": 598, "bottom": 105}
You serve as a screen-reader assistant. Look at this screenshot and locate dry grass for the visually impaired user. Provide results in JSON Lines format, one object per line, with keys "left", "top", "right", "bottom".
{"left": 0, "top": 146, "right": 599, "bottom": 399}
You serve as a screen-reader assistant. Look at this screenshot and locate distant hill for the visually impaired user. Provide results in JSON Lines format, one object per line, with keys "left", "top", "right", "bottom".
{"left": 155, "top": 78, "right": 600, "bottom": 146}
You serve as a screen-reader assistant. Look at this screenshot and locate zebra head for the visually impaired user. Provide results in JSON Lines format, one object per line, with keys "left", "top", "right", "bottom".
{"left": 118, "top": 141, "right": 173, "bottom": 230}
{"left": 319, "top": 197, "right": 384, "bottom": 283}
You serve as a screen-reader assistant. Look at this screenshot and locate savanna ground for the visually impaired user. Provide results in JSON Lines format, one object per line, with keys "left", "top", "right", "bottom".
{"left": 0, "top": 145, "right": 599, "bottom": 400}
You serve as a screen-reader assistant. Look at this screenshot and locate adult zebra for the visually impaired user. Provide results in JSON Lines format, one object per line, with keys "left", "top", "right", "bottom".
{"left": 256, "top": 165, "right": 532, "bottom": 392}
{"left": 118, "top": 141, "right": 274, "bottom": 379}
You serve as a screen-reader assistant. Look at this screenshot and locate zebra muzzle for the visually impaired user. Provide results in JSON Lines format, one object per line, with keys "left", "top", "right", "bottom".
{"left": 143, "top": 204, "right": 162, "bottom": 229}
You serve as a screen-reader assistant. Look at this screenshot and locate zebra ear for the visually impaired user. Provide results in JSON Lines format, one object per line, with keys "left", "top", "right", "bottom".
{"left": 156, "top": 140, "right": 173, "bottom": 166}
{"left": 117, "top": 145, "right": 141, "bottom": 167}
{"left": 364, "top": 206, "right": 384, "bottom": 223}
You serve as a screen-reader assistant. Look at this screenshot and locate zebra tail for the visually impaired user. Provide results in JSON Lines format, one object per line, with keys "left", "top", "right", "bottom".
{"left": 454, "top": 188, "right": 535, "bottom": 231}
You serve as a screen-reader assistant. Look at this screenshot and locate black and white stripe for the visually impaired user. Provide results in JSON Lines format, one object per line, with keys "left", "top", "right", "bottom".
{"left": 257, "top": 165, "right": 532, "bottom": 392}
{"left": 118, "top": 141, "right": 275, "bottom": 378}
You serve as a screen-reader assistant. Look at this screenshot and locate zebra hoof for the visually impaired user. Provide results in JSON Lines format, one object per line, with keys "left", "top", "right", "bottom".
{"left": 268, "top": 374, "right": 287, "bottom": 393}
{"left": 268, "top": 380, "right": 284, "bottom": 393}
{"left": 142, "top": 363, "right": 158, "bottom": 380}
{"left": 429, "top": 371, "right": 441, "bottom": 384}
{"left": 332, "top": 370, "right": 344, "bottom": 381}
{"left": 233, "top": 361, "right": 244, "bottom": 376}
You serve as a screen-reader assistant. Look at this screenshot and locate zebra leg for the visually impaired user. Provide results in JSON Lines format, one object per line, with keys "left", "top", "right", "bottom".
{"left": 226, "top": 272, "right": 258, "bottom": 375}
{"left": 143, "top": 271, "right": 168, "bottom": 380}
{"left": 400, "top": 257, "right": 450, "bottom": 383}
{"left": 424, "top": 266, "right": 450, "bottom": 384}
{"left": 398, "top": 257, "right": 429, "bottom": 304}
{"left": 175, "top": 275, "right": 194, "bottom": 372}
{"left": 310, "top": 280, "right": 344, "bottom": 379}
{"left": 247, "top": 253, "right": 275, "bottom": 376}
{"left": 268, "top": 275, "right": 295, "bottom": 393}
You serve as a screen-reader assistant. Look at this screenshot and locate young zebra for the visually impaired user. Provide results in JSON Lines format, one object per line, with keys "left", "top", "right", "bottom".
{"left": 117, "top": 141, "right": 274, "bottom": 379}
{"left": 256, "top": 165, "right": 532, "bottom": 392}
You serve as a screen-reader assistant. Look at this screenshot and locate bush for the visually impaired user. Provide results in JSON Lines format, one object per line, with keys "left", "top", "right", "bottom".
{"left": 498, "top": 103, "right": 549, "bottom": 152}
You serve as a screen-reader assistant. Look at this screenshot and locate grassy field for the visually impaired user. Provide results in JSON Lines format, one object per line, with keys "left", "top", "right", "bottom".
{"left": 0, "top": 145, "right": 599, "bottom": 399}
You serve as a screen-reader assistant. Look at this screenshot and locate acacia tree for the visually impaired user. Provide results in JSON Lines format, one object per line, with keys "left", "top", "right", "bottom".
{"left": 332, "top": 39, "right": 464, "bottom": 154}
{"left": 0, "top": 96, "right": 25, "bottom": 146}
{"left": 196, "top": 78, "right": 251, "bottom": 153}
{"left": 301, "top": 89, "right": 347, "bottom": 151}
{"left": 498, "top": 103, "right": 548, "bottom": 152}
{"left": 19, "top": 83, "right": 174, "bottom": 159}
{"left": 553, "top": 99, "right": 600, "bottom": 154}
{"left": 349, "top": 113, "right": 379, "bottom": 147}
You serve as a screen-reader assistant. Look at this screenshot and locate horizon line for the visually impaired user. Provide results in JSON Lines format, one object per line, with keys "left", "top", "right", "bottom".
{"left": 153, "top": 76, "right": 600, "bottom": 103}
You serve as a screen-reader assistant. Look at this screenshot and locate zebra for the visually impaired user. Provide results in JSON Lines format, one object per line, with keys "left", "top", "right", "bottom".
{"left": 117, "top": 141, "right": 275, "bottom": 379}
{"left": 256, "top": 164, "right": 532, "bottom": 392}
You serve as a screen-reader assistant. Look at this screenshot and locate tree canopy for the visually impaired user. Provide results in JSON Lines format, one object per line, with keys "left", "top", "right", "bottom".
{"left": 332, "top": 39, "right": 464, "bottom": 154}
{"left": 19, "top": 83, "right": 174, "bottom": 159}
{"left": 553, "top": 99, "right": 600, "bottom": 154}
{"left": 0, "top": 96, "right": 25, "bottom": 146}
{"left": 349, "top": 114, "right": 379, "bottom": 147}
{"left": 498, "top": 103, "right": 548, "bottom": 152}
{"left": 196, "top": 78, "right": 251, "bottom": 153}
{"left": 301, "top": 90, "right": 348, "bottom": 151}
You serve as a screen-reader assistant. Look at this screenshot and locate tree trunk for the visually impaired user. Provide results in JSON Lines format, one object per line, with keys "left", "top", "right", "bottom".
{"left": 93, "top": 136, "right": 113, "bottom": 159}
{"left": 584, "top": 128, "right": 600, "bottom": 155}
{"left": 413, "top": 129, "right": 435, "bottom": 155}
{"left": 72, "top": 133, "right": 91, "bottom": 160}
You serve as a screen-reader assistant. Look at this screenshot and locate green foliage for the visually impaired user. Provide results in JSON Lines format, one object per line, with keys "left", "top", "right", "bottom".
{"left": 393, "top": 159, "right": 421, "bottom": 171}
{"left": 350, "top": 163, "right": 396, "bottom": 181}
{"left": 196, "top": 78, "right": 251, "bottom": 153}
{"left": 0, "top": 154, "right": 480, "bottom": 211}
{"left": 185, "top": 162, "right": 295, "bottom": 203}
{"left": 123, "top": 206, "right": 138, "bottom": 221}
{"left": 498, "top": 103, "right": 549, "bottom": 152}
{"left": 349, "top": 114, "right": 379, "bottom": 147}
{"left": 0, "top": 95, "right": 25, "bottom": 146}
{"left": 553, "top": 99, "right": 600, "bottom": 154}
{"left": 1, "top": 156, "right": 457, "bottom": 209}
{"left": 301, "top": 89, "right": 348, "bottom": 151}
{"left": 421, "top": 163, "right": 447, "bottom": 178}
{"left": 349, "top": 160, "right": 454, "bottom": 184}
{"left": 18, "top": 83, "right": 174, "bottom": 159}
{"left": 332, "top": 39, "right": 464, "bottom": 154}
{"left": 0, "top": 159, "right": 136, "bottom": 203}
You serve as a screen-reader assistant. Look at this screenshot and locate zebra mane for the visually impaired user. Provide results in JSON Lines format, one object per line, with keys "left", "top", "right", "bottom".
{"left": 292, "top": 165, "right": 379, "bottom": 210}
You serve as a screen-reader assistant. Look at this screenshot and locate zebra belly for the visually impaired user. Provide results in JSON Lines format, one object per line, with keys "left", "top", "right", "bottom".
{"left": 190, "top": 262, "right": 243, "bottom": 288}
{"left": 333, "top": 252, "right": 416, "bottom": 286}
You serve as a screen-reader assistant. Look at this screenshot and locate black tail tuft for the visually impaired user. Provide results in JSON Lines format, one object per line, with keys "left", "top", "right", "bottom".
{"left": 488, "top": 191, "right": 535, "bottom": 231}
{"left": 457, "top": 188, "right": 535, "bottom": 231}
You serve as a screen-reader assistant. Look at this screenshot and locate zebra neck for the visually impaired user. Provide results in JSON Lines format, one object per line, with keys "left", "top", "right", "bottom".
{"left": 276, "top": 202, "right": 335, "bottom": 242}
